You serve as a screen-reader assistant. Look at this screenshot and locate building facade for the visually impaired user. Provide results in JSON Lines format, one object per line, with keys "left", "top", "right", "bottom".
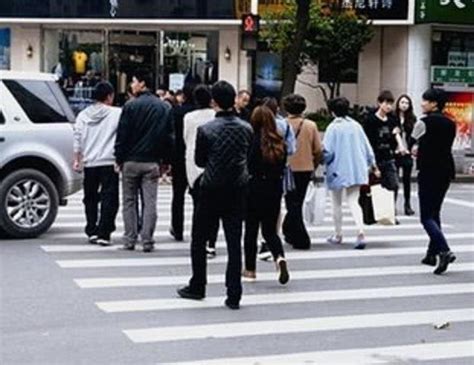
{"left": 0, "top": 0, "right": 472, "bottom": 152}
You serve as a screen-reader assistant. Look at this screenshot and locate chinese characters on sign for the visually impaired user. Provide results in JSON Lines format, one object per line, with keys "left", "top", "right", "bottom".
{"left": 416, "top": 0, "right": 474, "bottom": 24}
{"left": 440, "top": 0, "right": 467, "bottom": 9}
{"left": 344, "top": 0, "right": 394, "bottom": 9}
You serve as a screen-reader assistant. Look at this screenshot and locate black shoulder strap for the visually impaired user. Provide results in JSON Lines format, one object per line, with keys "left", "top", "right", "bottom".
{"left": 295, "top": 118, "right": 305, "bottom": 139}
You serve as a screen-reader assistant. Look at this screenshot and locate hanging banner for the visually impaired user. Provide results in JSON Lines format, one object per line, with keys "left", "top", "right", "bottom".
{"left": 416, "top": 0, "right": 474, "bottom": 24}
{"left": 0, "top": 28, "right": 10, "bottom": 70}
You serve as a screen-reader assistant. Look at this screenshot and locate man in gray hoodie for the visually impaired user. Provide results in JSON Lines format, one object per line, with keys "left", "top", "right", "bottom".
{"left": 73, "top": 82, "right": 122, "bottom": 246}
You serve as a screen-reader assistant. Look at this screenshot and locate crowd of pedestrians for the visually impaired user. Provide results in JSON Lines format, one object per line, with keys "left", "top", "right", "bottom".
{"left": 73, "top": 76, "right": 458, "bottom": 309}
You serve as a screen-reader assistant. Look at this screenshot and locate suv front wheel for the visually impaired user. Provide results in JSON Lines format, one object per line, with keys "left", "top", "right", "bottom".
{"left": 0, "top": 169, "right": 59, "bottom": 238}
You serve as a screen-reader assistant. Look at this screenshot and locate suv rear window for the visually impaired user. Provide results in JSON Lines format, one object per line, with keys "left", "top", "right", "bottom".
{"left": 3, "top": 80, "right": 75, "bottom": 123}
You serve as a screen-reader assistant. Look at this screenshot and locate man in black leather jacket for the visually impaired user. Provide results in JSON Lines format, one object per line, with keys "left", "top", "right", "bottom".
{"left": 178, "top": 81, "right": 253, "bottom": 310}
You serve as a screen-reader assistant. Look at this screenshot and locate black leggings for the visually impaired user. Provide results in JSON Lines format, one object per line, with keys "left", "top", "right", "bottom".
{"left": 396, "top": 156, "right": 413, "bottom": 206}
{"left": 244, "top": 178, "right": 285, "bottom": 271}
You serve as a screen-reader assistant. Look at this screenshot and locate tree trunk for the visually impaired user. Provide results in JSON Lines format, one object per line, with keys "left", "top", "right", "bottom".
{"left": 281, "top": 0, "right": 311, "bottom": 97}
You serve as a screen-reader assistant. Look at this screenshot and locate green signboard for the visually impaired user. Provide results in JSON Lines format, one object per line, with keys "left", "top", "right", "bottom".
{"left": 431, "top": 66, "right": 474, "bottom": 84}
{"left": 416, "top": 0, "right": 474, "bottom": 24}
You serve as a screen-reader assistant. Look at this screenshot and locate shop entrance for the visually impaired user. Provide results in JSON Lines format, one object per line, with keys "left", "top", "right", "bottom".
{"left": 108, "top": 31, "right": 159, "bottom": 105}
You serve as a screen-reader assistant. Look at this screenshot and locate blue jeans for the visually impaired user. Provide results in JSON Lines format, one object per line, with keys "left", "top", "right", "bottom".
{"left": 418, "top": 170, "right": 451, "bottom": 255}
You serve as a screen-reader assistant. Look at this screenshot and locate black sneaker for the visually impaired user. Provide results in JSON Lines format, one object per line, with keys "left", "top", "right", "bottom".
{"left": 143, "top": 242, "right": 154, "bottom": 253}
{"left": 88, "top": 235, "right": 98, "bottom": 244}
{"left": 277, "top": 258, "right": 290, "bottom": 285}
{"left": 405, "top": 205, "right": 415, "bottom": 216}
{"left": 421, "top": 255, "right": 437, "bottom": 267}
{"left": 177, "top": 286, "right": 205, "bottom": 300}
{"left": 225, "top": 298, "right": 240, "bottom": 310}
{"left": 170, "top": 228, "right": 184, "bottom": 242}
{"left": 434, "top": 252, "right": 456, "bottom": 275}
{"left": 97, "top": 238, "right": 112, "bottom": 246}
{"left": 258, "top": 242, "right": 272, "bottom": 261}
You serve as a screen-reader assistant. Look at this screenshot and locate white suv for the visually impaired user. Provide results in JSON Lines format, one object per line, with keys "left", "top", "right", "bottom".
{"left": 0, "top": 71, "right": 82, "bottom": 238}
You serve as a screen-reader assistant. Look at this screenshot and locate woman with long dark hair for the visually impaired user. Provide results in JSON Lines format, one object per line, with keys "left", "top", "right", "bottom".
{"left": 243, "top": 106, "right": 290, "bottom": 285}
{"left": 395, "top": 94, "right": 417, "bottom": 216}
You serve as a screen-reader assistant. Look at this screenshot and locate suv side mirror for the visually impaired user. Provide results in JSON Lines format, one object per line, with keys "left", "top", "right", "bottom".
{"left": 0, "top": 109, "right": 5, "bottom": 124}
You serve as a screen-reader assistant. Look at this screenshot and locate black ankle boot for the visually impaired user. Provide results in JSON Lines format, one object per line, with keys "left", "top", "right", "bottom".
{"left": 405, "top": 204, "right": 415, "bottom": 216}
{"left": 421, "top": 254, "right": 437, "bottom": 267}
{"left": 434, "top": 252, "right": 456, "bottom": 275}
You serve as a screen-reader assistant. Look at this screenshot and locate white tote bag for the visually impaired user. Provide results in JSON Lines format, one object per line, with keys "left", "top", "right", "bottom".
{"left": 371, "top": 184, "right": 396, "bottom": 225}
{"left": 303, "top": 182, "right": 326, "bottom": 225}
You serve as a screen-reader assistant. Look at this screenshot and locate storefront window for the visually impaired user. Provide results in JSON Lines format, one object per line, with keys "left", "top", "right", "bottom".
{"left": 432, "top": 31, "right": 474, "bottom": 67}
{"left": 162, "top": 32, "right": 219, "bottom": 91}
{"left": 43, "top": 28, "right": 219, "bottom": 111}
{"left": 44, "top": 29, "right": 105, "bottom": 114}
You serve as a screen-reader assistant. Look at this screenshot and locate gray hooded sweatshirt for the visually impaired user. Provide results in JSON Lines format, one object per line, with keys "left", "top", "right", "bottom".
{"left": 73, "top": 103, "right": 122, "bottom": 168}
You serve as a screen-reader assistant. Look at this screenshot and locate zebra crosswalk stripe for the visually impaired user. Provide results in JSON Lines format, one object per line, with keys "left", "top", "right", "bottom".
{"left": 74, "top": 263, "right": 474, "bottom": 289}
{"left": 56, "top": 243, "right": 474, "bottom": 268}
{"left": 123, "top": 308, "right": 474, "bottom": 343}
{"left": 160, "top": 340, "right": 474, "bottom": 365}
{"left": 96, "top": 283, "right": 474, "bottom": 312}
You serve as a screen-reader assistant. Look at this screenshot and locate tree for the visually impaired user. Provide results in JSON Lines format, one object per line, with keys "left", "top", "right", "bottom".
{"left": 307, "top": 8, "right": 375, "bottom": 99}
{"left": 261, "top": 1, "right": 374, "bottom": 100}
{"left": 261, "top": 0, "right": 313, "bottom": 97}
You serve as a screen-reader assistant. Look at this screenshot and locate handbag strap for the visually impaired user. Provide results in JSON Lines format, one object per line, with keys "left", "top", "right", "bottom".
{"left": 294, "top": 118, "right": 305, "bottom": 139}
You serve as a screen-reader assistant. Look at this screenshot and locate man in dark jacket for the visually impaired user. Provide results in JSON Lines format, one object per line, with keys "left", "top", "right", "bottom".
{"left": 412, "top": 88, "right": 456, "bottom": 275}
{"left": 114, "top": 71, "right": 174, "bottom": 253}
{"left": 170, "top": 83, "right": 196, "bottom": 242}
{"left": 177, "top": 81, "right": 253, "bottom": 310}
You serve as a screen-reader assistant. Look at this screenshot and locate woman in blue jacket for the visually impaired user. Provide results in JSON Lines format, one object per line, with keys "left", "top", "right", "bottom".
{"left": 323, "top": 98, "right": 379, "bottom": 249}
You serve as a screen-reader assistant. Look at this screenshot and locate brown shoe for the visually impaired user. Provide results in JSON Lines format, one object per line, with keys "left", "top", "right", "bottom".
{"left": 242, "top": 270, "right": 256, "bottom": 282}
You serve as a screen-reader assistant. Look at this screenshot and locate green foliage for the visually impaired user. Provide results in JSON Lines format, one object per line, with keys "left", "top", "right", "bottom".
{"left": 261, "top": 1, "right": 329, "bottom": 74}
{"left": 261, "top": 2, "right": 375, "bottom": 99}
{"left": 305, "top": 104, "right": 375, "bottom": 132}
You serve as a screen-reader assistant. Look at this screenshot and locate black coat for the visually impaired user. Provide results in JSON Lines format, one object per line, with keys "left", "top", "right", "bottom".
{"left": 195, "top": 111, "right": 253, "bottom": 189}
{"left": 417, "top": 112, "right": 456, "bottom": 179}
{"left": 115, "top": 91, "right": 175, "bottom": 165}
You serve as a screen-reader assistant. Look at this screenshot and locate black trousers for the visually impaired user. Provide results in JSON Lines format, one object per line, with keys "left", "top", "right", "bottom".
{"left": 171, "top": 161, "right": 188, "bottom": 238}
{"left": 418, "top": 170, "right": 451, "bottom": 255}
{"left": 244, "top": 178, "right": 285, "bottom": 271}
{"left": 83, "top": 166, "right": 119, "bottom": 240}
{"left": 283, "top": 171, "right": 312, "bottom": 249}
{"left": 396, "top": 156, "right": 414, "bottom": 207}
{"left": 189, "top": 184, "right": 219, "bottom": 248}
{"left": 189, "top": 187, "right": 246, "bottom": 302}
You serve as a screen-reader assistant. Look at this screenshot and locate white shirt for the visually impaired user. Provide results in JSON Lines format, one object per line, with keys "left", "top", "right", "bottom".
{"left": 183, "top": 108, "right": 216, "bottom": 188}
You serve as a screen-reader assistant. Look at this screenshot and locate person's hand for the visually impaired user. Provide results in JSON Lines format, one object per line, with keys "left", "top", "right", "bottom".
{"left": 160, "top": 164, "right": 171, "bottom": 176}
{"left": 73, "top": 159, "right": 82, "bottom": 173}
{"left": 411, "top": 145, "right": 418, "bottom": 158}
{"left": 114, "top": 163, "right": 122, "bottom": 174}
{"left": 373, "top": 167, "right": 382, "bottom": 179}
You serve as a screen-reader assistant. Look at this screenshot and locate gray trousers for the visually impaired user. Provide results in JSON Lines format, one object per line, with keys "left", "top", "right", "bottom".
{"left": 122, "top": 162, "right": 159, "bottom": 244}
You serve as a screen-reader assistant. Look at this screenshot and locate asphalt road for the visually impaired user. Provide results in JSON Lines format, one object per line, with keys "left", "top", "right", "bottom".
{"left": 1, "top": 183, "right": 473, "bottom": 364}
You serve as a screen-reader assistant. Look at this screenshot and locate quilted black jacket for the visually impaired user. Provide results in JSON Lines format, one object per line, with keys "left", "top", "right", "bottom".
{"left": 195, "top": 111, "right": 254, "bottom": 189}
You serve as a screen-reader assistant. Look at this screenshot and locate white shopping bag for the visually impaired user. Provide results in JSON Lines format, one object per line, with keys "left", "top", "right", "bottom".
{"left": 371, "top": 184, "right": 396, "bottom": 225}
{"left": 303, "top": 182, "right": 326, "bottom": 225}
